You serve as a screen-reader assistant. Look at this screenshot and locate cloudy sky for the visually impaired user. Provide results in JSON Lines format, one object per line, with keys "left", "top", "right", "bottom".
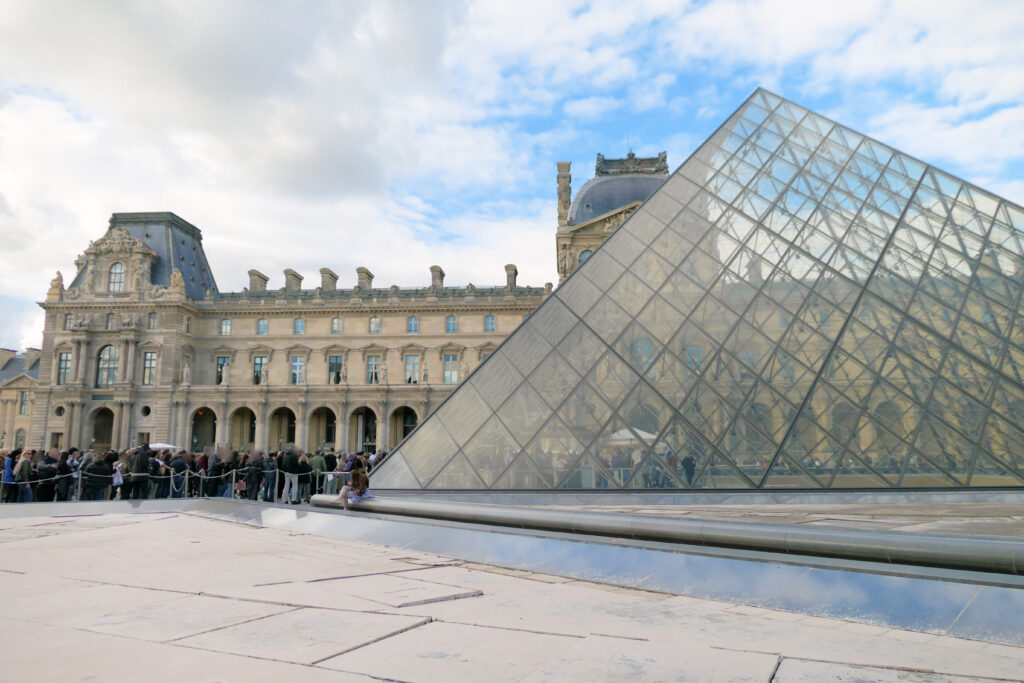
{"left": 2, "top": 0, "right": 1023, "bottom": 350}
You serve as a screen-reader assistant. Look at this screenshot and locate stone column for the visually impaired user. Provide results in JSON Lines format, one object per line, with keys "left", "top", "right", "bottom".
{"left": 65, "top": 402, "right": 77, "bottom": 451}
{"left": 335, "top": 402, "right": 348, "bottom": 454}
{"left": 75, "top": 340, "right": 90, "bottom": 384}
{"left": 0, "top": 399, "right": 9, "bottom": 448}
{"left": 254, "top": 400, "right": 268, "bottom": 453}
{"left": 174, "top": 399, "right": 188, "bottom": 451}
{"left": 124, "top": 340, "right": 137, "bottom": 384}
{"left": 120, "top": 339, "right": 130, "bottom": 382}
{"left": 111, "top": 403, "right": 123, "bottom": 450}
{"left": 214, "top": 402, "right": 228, "bottom": 448}
{"left": 71, "top": 340, "right": 82, "bottom": 384}
{"left": 294, "top": 401, "right": 308, "bottom": 452}
{"left": 118, "top": 400, "right": 132, "bottom": 447}
{"left": 374, "top": 404, "right": 385, "bottom": 454}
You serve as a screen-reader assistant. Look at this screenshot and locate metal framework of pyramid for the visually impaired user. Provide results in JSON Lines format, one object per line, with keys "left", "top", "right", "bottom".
{"left": 373, "top": 88, "right": 1024, "bottom": 491}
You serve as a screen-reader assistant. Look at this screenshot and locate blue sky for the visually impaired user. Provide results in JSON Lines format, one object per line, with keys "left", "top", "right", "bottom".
{"left": 1, "top": 0, "right": 1023, "bottom": 350}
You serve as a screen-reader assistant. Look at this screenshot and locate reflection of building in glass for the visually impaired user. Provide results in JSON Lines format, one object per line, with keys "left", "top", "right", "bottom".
{"left": 375, "top": 88, "right": 1024, "bottom": 491}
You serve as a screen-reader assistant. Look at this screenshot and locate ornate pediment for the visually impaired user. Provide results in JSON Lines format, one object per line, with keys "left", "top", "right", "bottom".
{"left": 85, "top": 226, "right": 156, "bottom": 258}
{"left": 1, "top": 374, "right": 37, "bottom": 389}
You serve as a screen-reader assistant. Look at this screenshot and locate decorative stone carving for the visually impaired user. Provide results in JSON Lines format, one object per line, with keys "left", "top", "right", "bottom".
{"left": 46, "top": 271, "right": 64, "bottom": 302}
{"left": 88, "top": 226, "right": 156, "bottom": 257}
{"left": 465, "top": 283, "right": 476, "bottom": 295}
{"left": 181, "top": 360, "right": 191, "bottom": 385}
{"left": 167, "top": 269, "right": 186, "bottom": 296}
{"left": 135, "top": 261, "right": 150, "bottom": 291}
{"left": 389, "top": 284, "right": 399, "bottom": 296}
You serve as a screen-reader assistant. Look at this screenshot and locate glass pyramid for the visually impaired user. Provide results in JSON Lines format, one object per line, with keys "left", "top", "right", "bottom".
{"left": 374, "top": 88, "right": 1024, "bottom": 490}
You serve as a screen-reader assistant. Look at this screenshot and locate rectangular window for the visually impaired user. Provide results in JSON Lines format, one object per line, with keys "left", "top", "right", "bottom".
{"left": 328, "top": 355, "right": 344, "bottom": 384}
{"left": 445, "top": 316, "right": 457, "bottom": 333}
{"left": 221, "top": 319, "right": 231, "bottom": 335}
{"left": 331, "top": 317, "right": 343, "bottom": 334}
{"left": 142, "top": 351, "right": 157, "bottom": 385}
{"left": 294, "top": 318, "right": 305, "bottom": 334}
{"left": 18, "top": 391, "right": 29, "bottom": 415}
{"left": 257, "top": 319, "right": 268, "bottom": 335}
{"left": 106, "top": 313, "right": 116, "bottom": 330}
{"left": 405, "top": 354, "right": 420, "bottom": 384}
{"left": 685, "top": 345, "right": 702, "bottom": 371}
{"left": 57, "top": 352, "right": 71, "bottom": 385}
{"left": 369, "top": 317, "right": 381, "bottom": 334}
{"left": 253, "top": 356, "right": 267, "bottom": 385}
{"left": 216, "top": 356, "right": 230, "bottom": 385}
{"left": 484, "top": 315, "right": 495, "bottom": 333}
{"left": 290, "top": 356, "right": 304, "bottom": 384}
{"left": 443, "top": 354, "right": 459, "bottom": 384}
{"left": 366, "top": 354, "right": 381, "bottom": 384}
{"left": 147, "top": 312, "right": 158, "bottom": 330}
{"left": 407, "top": 316, "right": 418, "bottom": 333}
{"left": 738, "top": 351, "right": 755, "bottom": 380}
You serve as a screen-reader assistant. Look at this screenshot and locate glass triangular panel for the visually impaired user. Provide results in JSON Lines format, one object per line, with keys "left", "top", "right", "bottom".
{"left": 427, "top": 452, "right": 487, "bottom": 489}
{"left": 370, "top": 87, "right": 1024, "bottom": 491}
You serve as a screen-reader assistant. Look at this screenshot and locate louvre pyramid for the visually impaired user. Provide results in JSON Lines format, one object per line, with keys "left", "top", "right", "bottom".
{"left": 374, "top": 88, "right": 1024, "bottom": 490}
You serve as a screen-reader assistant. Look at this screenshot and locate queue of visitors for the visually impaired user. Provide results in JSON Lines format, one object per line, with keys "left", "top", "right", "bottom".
{"left": 0, "top": 445, "right": 378, "bottom": 505}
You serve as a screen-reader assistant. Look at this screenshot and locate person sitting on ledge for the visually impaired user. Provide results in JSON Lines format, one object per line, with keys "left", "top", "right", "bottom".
{"left": 336, "top": 461, "right": 372, "bottom": 510}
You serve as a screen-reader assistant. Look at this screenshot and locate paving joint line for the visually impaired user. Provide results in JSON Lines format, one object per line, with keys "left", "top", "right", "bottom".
{"left": 309, "top": 616, "right": 434, "bottom": 665}
{"left": 162, "top": 605, "right": 303, "bottom": 643}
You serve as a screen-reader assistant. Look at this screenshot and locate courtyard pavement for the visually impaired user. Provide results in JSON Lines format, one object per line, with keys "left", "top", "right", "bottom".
{"left": 0, "top": 509, "right": 1022, "bottom": 682}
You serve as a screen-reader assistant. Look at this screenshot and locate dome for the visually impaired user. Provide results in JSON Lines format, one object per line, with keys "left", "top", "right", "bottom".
{"left": 567, "top": 174, "right": 667, "bottom": 225}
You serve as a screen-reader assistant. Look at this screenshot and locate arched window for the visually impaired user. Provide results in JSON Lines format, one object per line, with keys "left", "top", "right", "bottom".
{"left": 108, "top": 263, "right": 125, "bottom": 292}
{"left": 578, "top": 250, "right": 592, "bottom": 264}
{"left": 96, "top": 345, "right": 119, "bottom": 387}
{"left": 445, "top": 315, "right": 457, "bottom": 333}
{"left": 369, "top": 317, "right": 381, "bottom": 335}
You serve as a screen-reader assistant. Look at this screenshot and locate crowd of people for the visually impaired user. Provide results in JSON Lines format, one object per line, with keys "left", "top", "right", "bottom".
{"left": 0, "top": 445, "right": 377, "bottom": 506}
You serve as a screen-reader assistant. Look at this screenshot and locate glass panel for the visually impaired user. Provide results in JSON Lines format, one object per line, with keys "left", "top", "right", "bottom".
{"left": 397, "top": 418, "right": 459, "bottom": 486}
{"left": 368, "top": 451, "right": 420, "bottom": 488}
{"left": 468, "top": 353, "right": 524, "bottom": 411}
{"left": 460, "top": 418, "right": 521, "bottom": 487}
{"left": 427, "top": 453, "right": 487, "bottom": 489}
{"left": 495, "top": 382, "right": 551, "bottom": 447}
{"left": 435, "top": 381, "right": 491, "bottom": 445}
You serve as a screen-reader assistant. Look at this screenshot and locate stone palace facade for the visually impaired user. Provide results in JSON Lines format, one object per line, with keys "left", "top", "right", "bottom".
{"left": 17, "top": 153, "right": 663, "bottom": 455}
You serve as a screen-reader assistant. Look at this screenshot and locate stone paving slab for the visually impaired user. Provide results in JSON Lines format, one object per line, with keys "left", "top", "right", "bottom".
{"left": 175, "top": 606, "right": 430, "bottom": 665}
{"left": 2, "top": 510, "right": 1023, "bottom": 682}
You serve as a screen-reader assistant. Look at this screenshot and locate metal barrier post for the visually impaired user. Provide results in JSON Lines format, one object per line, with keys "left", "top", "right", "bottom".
{"left": 231, "top": 469, "right": 236, "bottom": 498}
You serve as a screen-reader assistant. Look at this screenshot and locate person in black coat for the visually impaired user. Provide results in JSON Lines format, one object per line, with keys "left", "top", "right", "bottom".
{"left": 245, "top": 452, "right": 263, "bottom": 501}
{"left": 83, "top": 456, "right": 113, "bottom": 501}
{"left": 281, "top": 450, "right": 301, "bottom": 504}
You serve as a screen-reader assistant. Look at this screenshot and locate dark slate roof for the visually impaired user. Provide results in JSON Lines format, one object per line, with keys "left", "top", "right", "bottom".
{"left": 70, "top": 212, "right": 218, "bottom": 300}
{"left": 0, "top": 355, "right": 39, "bottom": 384}
{"left": 215, "top": 285, "right": 547, "bottom": 301}
{"left": 567, "top": 174, "right": 667, "bottom": 225}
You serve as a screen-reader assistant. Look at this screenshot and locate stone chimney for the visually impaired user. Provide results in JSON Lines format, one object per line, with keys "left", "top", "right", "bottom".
{"left": 356, "top": 267, "right": 374, "bottom": 291}
{"left": 284, "top": 269, "right": 303, "bottom": 293}
{"left": 430, "top": 265, "right": 445, "bottom": 290}
{"left": 320, "top": 268, "right": 338, "bottom": 291}
{"left": 23, "top": 348, "right": 41, "bottom": 370}
{"left": 504, "top": 264, "right": 518, "bottom": 290}
{"left": 248, "top": 269, "right": 269, "bottom": 293}
{"left": 0, "top": 349, "right": 16, "bottom": 369}
{"left": 557, "top": 161, "right": 572, "bottom": 226}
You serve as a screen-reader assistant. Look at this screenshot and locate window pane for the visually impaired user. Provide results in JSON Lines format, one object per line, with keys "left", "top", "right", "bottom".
{"left": 257, "top": 319, "right": 268, "bottom": 335}
{"left": 332, "top": 317, "right": 343, "bottom": 334}
{"left": 328, "top": 355, "right": 344, "bottom": 384}
{"left": 290, "top": 356, "right": 304, "bottom": 384}
{"left": 142, "top": 352, "right": 156, "bottom": 385}
{"left": 366, "top": 354, "right": 381, "bottom": 384}
{"left": 108, "top": 263, "right": 125, "bottom": 292}
{"left": 445, "top": 316, "right": 457, "bottom": 333}
{"left": 369, "top": 317, "right": 381, "bottom": 334}
{"left": 405, "top": 354, "right": 420, "bottom": 384}
{"left": 444, "top": 353, "right": 459, "bottom": 384}
{"left": 253, "top": 356, "right": 267, "bottom": 385}
{"left": 294, "top": 318, "right": 305, "bottom": 334}
{"left": 221, "top": 319, "right": 231, "bottom": 335}
{"left": 484, "top": 315, "right": 495, "bottom": 333}
{"left": 407, "top": 316, "right": 419, "bottom": 333}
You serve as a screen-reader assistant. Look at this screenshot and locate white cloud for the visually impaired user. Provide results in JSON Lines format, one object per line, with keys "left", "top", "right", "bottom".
{"left": 564, "top": 96, "right": 623, "bottom": 120}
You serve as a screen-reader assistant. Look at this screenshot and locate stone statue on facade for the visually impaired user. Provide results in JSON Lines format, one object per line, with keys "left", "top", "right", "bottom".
{"left": 421, "top": 365, "right": 429, "bottom": 383}
{"left": 182, "top": 360, "right": 192, "bottom": 385}
{"left": 221, "top": 361, "right": 230, "bottom": 385}
{"left": 381, "top": 364, "right": 388, "bottom": 385}
{"left": 260, "top": 366, "right": 269, "bottom": 385}
{"left": 135, "top": 261, "right": 149, "bottom": 291}
{"left": 47, "top": 271, "right": 64, "bottom": 302}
